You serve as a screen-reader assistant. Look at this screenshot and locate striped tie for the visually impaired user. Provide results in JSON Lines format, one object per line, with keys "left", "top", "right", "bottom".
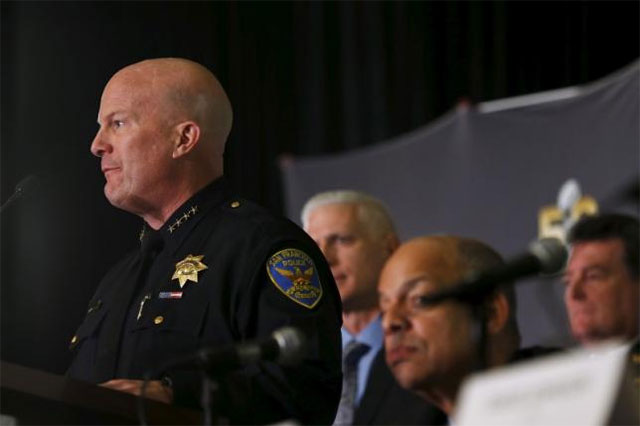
{"left": 333, "top": 341, "right": 371, "bottom": 426}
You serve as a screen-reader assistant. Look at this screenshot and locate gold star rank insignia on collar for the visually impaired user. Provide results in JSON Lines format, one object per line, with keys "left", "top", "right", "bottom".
{"left": 172, "top": 254, "right": 208, "bottom": 288}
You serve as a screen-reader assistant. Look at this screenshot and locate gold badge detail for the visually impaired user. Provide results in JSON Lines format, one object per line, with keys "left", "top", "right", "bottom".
{"left": 172, "top": 254, "right": 208, "bottom": 288}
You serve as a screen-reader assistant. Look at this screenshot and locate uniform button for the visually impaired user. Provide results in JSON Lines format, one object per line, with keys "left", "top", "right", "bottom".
{"left": 154, "top": 316, "right": 164, "bottom": 325}
{"left": 71, "top": 335, "right": 78, "bottom": 344}
{"left": 230, "top": 201, "right": 241, "bottom": 208}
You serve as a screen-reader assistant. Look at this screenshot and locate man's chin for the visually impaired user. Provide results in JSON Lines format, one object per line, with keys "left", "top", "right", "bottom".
{"left": 104, "top": 188, "right": 130, "bottom": 212}
{"left": 391, "top": 363, "right": 426, "bottom": 391}
{"left": 572, "top": 328, "right": 602, "bottom": 346}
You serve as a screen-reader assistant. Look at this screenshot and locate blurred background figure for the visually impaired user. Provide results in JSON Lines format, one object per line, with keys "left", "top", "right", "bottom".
{"left": 563, "top": 213, "right": 639, "bottom": 346}
{"left": 302, "top": 190, "right": 444, "bottom": 425}
{"left": 378, "top": 235, "right": 554, "bottom": 421}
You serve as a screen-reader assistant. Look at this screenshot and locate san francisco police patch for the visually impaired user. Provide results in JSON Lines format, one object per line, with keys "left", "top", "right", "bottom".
{"left": 267, "top": 248, "right": 323, "bottom": 309}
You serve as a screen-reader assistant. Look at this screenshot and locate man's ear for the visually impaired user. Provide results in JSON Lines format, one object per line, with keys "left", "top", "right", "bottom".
{"left": 486, "top": 292, "right": 510, "bottom": 335}
{"left": 172, "top": 121, "right": 201, "bottom": 159}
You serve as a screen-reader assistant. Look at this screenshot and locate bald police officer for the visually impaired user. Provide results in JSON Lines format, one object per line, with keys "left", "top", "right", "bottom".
{"left": 67, "top": 58, "right": 342, "bottom": 425}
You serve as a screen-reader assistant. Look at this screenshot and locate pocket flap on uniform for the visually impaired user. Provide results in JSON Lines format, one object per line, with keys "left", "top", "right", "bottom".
{"left": 132, "top": 298, "right": 209, "bottom": 336}
{"left": 69, "top": 308, "right": 108, "bottom": 349}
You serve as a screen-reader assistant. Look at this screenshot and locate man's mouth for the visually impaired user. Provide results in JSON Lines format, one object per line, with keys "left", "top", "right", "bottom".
{"left": 102, "top": 166, "right": 120, "bottom": 176}
{"left": 386, "top": 345, "right": 417, "bottom": 365}
{"left": 332, "top": 273, "right": 347, "bottom": 285}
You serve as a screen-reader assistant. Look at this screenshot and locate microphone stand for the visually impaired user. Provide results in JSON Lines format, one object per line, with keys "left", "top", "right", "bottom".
{"left": 469, "top": 299, "right": 489, "bottom": 372}
{"left": 139, "top": 367, "right": 224, "bottom": 426}
{"left": 150, "top": 326, "right": 306, "bottom": 425}
{"left": 201, "top": 370, "right": 219, "bottom": 426}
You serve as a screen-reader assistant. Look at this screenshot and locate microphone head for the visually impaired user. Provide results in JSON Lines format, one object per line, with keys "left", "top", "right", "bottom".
{"left": 272, "top": 326, "right": 307, "bottom": 365}
{"left": 14, "top": 174, "right": 40, "bottom": 196}
{"left": 1, "top": 174, "right": 41, "bottom": 215}
{"left": 529, "top": 237, "right": 568, "bottom": 275}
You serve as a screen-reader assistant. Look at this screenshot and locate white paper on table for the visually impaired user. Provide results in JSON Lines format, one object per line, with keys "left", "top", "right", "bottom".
{"left": 454, "top": 341, "right": 634, "bottom": 426}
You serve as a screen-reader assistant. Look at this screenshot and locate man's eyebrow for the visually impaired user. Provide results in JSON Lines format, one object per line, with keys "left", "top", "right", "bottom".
{"left": 564, "top": 265, "right": 608, "bottom": 278}
{"left": 380, "top": 276, "right": 416, "bottom": 292}
{"left": 326, "top": 232, "right": 350, "bottom": 240}
{"left": 96, "top": 112, "right": 111, "bottom": 126}
{"left": 379, "top": 276, "right": 435, "bottom": 303}
{"left": 400, "top": 275, "right": 434, "bottom": 293}
{"left": 97, "top": 110, "right": 127, "bottom": 125}
{"left": 583, "top": 265, "right": 608, "bottom": 273}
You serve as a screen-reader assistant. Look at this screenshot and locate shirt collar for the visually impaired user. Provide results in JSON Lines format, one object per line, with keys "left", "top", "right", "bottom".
{"left": 341, "top": 315, "right": 384, "bottom": 354}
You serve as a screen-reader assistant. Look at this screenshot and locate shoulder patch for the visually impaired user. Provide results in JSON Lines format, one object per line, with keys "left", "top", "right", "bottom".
{"left": 266, "top": 248, "right": 323, "bottom": 309}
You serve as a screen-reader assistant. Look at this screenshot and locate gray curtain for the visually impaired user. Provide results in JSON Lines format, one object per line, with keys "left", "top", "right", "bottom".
{"left": 280, "top": 62, "right": 640, "bottom": 347}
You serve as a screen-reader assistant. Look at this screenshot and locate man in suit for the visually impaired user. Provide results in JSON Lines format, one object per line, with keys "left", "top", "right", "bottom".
{"left": 563, "top": 213, "right": 639, "bottom": 346}
{"left": 302, "top": 191, "right": 443, "bottom": 425}
{"left": 563, "top": 213, "right": 639, "bottom": 388}
{"left": 68, "top": 58, "right": 342, "bottom": 424}
{"left": 378, "top": 235, "right": 527, "bottom": 420}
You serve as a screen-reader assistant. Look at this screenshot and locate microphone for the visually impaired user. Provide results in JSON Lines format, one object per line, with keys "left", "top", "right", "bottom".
{"left": 165, "top": 326, "right": 307, "bottom": 373}
{"left": 0, "top": 175, "right": 40, "bottom": 214}
{"left": 419, "top": 238, "right": 568, "bottom": 305}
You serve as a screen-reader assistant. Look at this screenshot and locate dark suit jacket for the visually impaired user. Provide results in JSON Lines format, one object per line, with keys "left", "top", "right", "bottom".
{"left": 353, "top": 349, "right": 446, "bottom": 425}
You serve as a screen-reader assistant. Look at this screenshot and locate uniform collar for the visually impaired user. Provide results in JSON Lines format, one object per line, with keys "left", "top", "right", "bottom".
{"left": 138, "top": 177, "right": 232, "bottom": 255}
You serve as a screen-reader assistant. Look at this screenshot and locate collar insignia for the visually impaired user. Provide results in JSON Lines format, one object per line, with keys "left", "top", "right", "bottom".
{"left": 172, "top": 254, "right": 208, "bottom": 288}
{"left": 139, "top": 223, "right": 148, "bottom": 242}
{"left": 267, "top": 248, "right": 322, "bottom": 309}
{"left": 168, "top": 205, "right": 199, "bottom": 234}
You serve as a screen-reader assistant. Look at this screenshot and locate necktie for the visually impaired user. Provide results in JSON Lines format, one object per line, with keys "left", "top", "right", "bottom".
{"left": 94, "top": 229, "right": 164, "bottom": 379}
{"left": 631, "top": 341, "right": 639, "bottom": 386}
{"left": 333, "top": 341, "right": 371, "bottom": 426}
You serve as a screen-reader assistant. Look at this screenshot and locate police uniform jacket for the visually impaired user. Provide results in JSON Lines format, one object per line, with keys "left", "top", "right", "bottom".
{"left": 67, "top": 178, "right": 343, "bottom": 425}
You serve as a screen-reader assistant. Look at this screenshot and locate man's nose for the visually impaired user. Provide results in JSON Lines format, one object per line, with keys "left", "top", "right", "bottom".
{"left": 382, "top": 303, "right": 408, "bottom": 335}
{"left": 319, "top": 242, "right": 337, "bottom": 266}
{"left": 566, "top": 277, "right": 585, "bottom": 300}
{"left": 90, "top": 128, "right": 111, "bottom": 157}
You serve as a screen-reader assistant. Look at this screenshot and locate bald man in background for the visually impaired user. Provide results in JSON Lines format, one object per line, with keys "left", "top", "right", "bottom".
{"left": 379, "top": 236, "right": 548, "bottom": 420}
{"left": 67, "top": 58, "right": 342, "bottom": 424}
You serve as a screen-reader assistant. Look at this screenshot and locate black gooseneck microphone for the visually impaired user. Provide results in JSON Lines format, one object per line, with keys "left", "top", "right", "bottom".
{"left": 138, "top": 326, "right": 308, "bottom": 425}
{"left": 419, "top": 237, "right": 568, "bottom": 305}
{"left": 165, "top": 326, "right": 308, "bottom": 373}
{"left": 416, "top": 238, "right": 567, "bottom": 374}
{"left": 0, "top": 175, "right": 41, "bottom": 214}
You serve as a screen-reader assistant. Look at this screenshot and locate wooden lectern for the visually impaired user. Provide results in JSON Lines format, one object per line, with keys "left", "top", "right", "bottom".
{"left": 0, "top": 361, "right": 202, "bottom": 425}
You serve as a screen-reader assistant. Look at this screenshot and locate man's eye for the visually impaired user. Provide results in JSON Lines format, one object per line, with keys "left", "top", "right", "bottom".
{"left": 410, "top": 295, "right": 434, "bottom": 309}
{"left": 338, "top": 236, "right": 355, "bottom": 244}
{"left": 585, "top": 273, "right": 604, "bottom": 281}
{"left": 113, "top": 120, "right": 124, "bottom": 128}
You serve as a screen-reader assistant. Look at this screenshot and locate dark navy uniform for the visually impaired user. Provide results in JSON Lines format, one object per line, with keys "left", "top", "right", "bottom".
{"left": 67, "top": 178, "right": 343, "bottom": 424}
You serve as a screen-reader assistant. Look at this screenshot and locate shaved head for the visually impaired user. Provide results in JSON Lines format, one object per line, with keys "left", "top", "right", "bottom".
{"left": 107, "top": 58, "right": 233, "bottom": 158}
{"left": 91, "top": 58, "right": 234, "bottom": 228}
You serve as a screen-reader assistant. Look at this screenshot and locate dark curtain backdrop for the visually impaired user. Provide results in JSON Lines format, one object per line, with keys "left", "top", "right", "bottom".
{"left": 1, "top": 1, "right": 638, "bottom": 374}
